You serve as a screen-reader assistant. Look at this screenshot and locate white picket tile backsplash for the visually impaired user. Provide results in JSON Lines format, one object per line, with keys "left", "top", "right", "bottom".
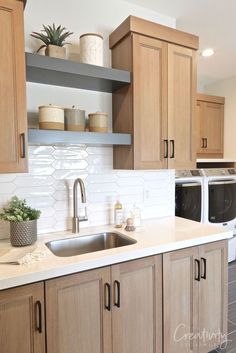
{"left": 0, "top": 145, "right": 175, "bottom": 239}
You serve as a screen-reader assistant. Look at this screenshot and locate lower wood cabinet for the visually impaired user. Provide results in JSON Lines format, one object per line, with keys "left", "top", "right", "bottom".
{"left": 163, "top": 240, "right": 227, "bottom": 353}
{"left": 0, "top": 282, "right": 45, "bottom": 353}
{"left": 45, "top": 256, "right": 162, "bottom": 353}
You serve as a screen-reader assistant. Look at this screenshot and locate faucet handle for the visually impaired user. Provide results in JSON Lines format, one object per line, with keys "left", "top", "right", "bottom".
{"left": 79, "top": 207, "right": 88, "bottom": 222}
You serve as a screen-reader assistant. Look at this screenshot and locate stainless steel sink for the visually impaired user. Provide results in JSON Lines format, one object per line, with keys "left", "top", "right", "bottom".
{"left": 46, "top": 232, "right": 137, "bottom": 257}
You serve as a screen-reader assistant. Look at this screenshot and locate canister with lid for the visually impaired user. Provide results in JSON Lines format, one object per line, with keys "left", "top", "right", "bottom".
{"left": 88, "top": 112, "right": 108, "bottom": 132}
{"left": 39, "top": 104, "right": 64, "bottom": 130}
{"left": 80, "top": 33, "right": 103, "bottom": 66}
{"left": 64, "top": 106, "right": 86, "bottom": 131}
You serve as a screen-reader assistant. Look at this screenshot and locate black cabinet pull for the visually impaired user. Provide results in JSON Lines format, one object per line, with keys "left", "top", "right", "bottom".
{"left": 164, "top": 139, "right": 168, "bottom": 158}
{"left": 20, "top": 133, "right": 26, "bottom": 158}
{"left": 205, "top": 138, "right": 208, "bottom": 148}
{"left": 114, "top": 280, "right": 121, "bottom": 308}
{"left": 35, "top": 301, "right": 42, "bottom": 333}
{"left": 170, "top": 140, "right": 175, "bottom": 158}
{"left": 201, "top": 138, "right": 205, "bottom": 148}
{"left": 104, "top": 283, "right": 111, "bottom": 311}
{"left": 201, "top": 257, "right": 207, "bottom": 279}
{"left": 195, "top": 259, "right": 201, "bottom": 281}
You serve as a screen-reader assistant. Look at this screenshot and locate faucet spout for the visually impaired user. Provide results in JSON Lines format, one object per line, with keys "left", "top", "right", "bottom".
{"left": 72, "top": 178, "right": 88, "bottom": 233}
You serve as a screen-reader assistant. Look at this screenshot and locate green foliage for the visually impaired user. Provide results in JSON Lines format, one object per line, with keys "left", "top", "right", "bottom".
{"left": 31, "top": 23, "right": 73, "bottom": 51}
{"left": 0, "top": 197, "right": 41, "bottom": 222}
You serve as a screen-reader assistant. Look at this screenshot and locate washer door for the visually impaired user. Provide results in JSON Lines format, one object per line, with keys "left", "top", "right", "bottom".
{"left": 175, "top": 182, "right": 202, "bottom": 222}
{"left": 208, "top": 180, "right": 236, "bottom": 223}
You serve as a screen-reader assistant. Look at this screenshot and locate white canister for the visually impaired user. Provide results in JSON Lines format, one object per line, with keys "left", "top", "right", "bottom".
{"left": 80, "top": 33, "right": 103, "bottom": 66}
{"left": 64, "top": 107, "right": 86, "bottom": 131}
{"left": 88, "top": 112, "right": 108, "bottom": 133}
{"left": 39, "top": 104, "right": 64, "bottom": 130}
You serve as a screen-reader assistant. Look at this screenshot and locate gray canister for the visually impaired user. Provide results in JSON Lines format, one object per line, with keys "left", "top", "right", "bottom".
{"left": 65, "top": 106, "right": 86, "bottom": 131}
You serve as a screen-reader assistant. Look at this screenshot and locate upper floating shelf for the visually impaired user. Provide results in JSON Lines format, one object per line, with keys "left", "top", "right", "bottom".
{"left": 26, "top": 52, "right": 131, "bottom": 93}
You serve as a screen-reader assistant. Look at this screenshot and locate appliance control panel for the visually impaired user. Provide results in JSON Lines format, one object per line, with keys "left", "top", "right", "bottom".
{"left": 175, "top": 169, "right": 203, "bottom": 178}
{"left": 203, "top": 169, "right": 236, "bottom": 177}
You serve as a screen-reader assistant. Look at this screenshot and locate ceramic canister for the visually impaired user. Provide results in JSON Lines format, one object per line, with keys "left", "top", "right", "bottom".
{"left": 64, "top": 106, "right": 86, "bottom": 131}
{"left": 80, "top": 33, "right": 103, "bottom": 66}
{"left": 39, "top": 104, "right": 64, "bottom": 130}
{"left": 88, "top": 112, "right": 108, "bottom": 132}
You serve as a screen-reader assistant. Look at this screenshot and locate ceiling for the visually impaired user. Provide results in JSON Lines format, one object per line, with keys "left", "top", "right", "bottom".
{"left": 126, "top": 0, "right": 236, "bottom": 87}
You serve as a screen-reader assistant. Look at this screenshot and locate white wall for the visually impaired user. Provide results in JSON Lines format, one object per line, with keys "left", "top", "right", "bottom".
{"left": 204, "top": 76, "right": 236, "bottom": 159}
{"left": 0, "top": 0, "right": 177, "bottom": 240}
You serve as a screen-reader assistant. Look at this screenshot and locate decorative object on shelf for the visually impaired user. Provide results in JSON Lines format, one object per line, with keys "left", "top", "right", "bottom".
{"left": 125, "top": 218, "right": 136, "bottom": 232}
{"left": 0, "top": 196, "right": 41, "bottom": 247}
{"left": 39, "top": 104, "right": 64, "bottom": 130}
{"left": 65, "top": 106, "right": 86, "bottom": 131}
{"left": 31, "top": 23, "right": 73, "bottom": 59}
{"left": 80, "top": 33, "right": 103, "bottom": 66}
{"left": 88, "top": 111, "right": 108, "bottom": 132}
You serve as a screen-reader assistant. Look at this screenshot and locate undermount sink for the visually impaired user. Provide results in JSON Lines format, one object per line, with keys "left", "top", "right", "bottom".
{"left": 46, "top": 232, "right": 137, "bottom": 257}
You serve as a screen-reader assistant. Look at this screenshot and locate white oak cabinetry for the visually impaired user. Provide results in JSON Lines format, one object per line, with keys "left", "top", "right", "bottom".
{"left": 110, "top": 16, "right": 198, "bottom": 169}
{"left": 163, "top": 240, "right": 228, "bottom": 353}
{"left": 197, "top": 93, "right": 225, "bottom": 158}
{"left": 0, "top": 0, "right": 27, "bottom": 173}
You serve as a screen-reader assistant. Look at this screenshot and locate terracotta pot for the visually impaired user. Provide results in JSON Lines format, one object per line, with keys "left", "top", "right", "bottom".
{"left": 45, "top": 45, "right": 66, "bottom": 59}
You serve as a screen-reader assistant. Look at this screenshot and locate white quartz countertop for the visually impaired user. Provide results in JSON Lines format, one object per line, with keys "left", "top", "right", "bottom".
{"left": 0, "top": 216, "right": 233, "bottom": 290}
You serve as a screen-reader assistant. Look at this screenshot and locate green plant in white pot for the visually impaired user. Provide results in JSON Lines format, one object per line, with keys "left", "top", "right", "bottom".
{"left": 31, "top": 23, "right": 73, "bottom": 59}
{"left": 0, "top": 197, "right": 41, "bottom": 247}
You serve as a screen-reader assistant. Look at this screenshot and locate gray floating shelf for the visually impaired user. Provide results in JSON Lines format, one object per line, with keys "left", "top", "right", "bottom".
{"left": 28, "top": 129, "right": 132, "bottom": 146}
{"left": 26, "top": 53, "right": 131, "bottom": 93}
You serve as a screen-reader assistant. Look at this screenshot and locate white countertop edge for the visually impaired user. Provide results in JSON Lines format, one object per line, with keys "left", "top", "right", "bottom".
{"left": 0, "top": 226, "right": 232, "bottom": 291}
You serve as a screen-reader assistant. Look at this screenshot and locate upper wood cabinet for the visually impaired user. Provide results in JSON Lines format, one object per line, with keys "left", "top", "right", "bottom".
{"left": 0, "top": 0, "right": 27, "bottom": 173}
{"left": 45, "top": 255, "right": 162, "bottom": 353}
{"left": 163, "top": 240, "right": 228, "bottom": 353}
{"left": 0, "top": 282, "right": 45, "bottom": 353}
{"left": 110, "top": 16, "right": 198, "bottom": 170}
{"left": 197, "top": 93, "right": 225, "bottom": 158}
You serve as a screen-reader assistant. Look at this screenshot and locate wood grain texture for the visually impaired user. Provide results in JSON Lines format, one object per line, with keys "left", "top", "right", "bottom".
{"left": 197, "top": 93, "right": 225, "bottom": 105}
{"left": 163, "top": 246, "right": 199, "bottom": 353}
{"left": 45, "top": 268, "right": 112, "bottom": 353}
{"left": 0, "top": 282, "right": 45, "bottom": 353}
{"left": 0, "top": 0, "right": 27, "bottom": 173}
{"left": 112, "top": 256, "right": 162, "bottom": 353}
{"left": 167, "top": 44, "right": 197, "bottom": 169}
{"left": 109, "top": 15, "right": 199, "bottom": 50}
{"left": 198, "top": 240, "right": 228, "bottom": 353}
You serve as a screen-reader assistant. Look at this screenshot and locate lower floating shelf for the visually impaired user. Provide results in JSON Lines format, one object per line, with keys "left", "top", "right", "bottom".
{"left": 28, "top": 129, "right": 132, "bottom": 146}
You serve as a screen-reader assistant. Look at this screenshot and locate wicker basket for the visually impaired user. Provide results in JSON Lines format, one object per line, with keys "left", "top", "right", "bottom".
{"left": 10, "top": 220, "right": 37, "bottom": 247}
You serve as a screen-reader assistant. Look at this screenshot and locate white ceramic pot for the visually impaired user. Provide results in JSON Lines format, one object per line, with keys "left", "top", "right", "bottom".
{"left": 39, "top": 104, "right": 64, "bottom": 130}
{"left": 80, "top": 33, "right": 103, "bottom": 66}
{"left": 88, "top": 112, "right": 108, "bottom": 132}
{"left": 65, "top": 107, "right": 86, "bottom": 131}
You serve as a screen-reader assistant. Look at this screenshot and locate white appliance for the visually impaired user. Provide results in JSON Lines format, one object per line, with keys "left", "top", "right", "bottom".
{"left": 175, "top": 169, "right": 204, "bottom": 223}
{"left": 202, "top": 168, "right": 236, "bottom": 262}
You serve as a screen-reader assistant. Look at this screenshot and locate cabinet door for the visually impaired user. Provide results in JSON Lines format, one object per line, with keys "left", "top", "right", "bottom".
{"left": 196, "top": 100, "right": 205, "bottom": 154}
{"left": 163, "top": 247, "right": 199, "bottom": 353}
{"left": 202, "top": 102, "right": 224, "bottom": 157}
{"left": 132, "top": 34, "right": 168, "bottom": 169}
{"left": 0, "top": 0, "right": 27, "bottom": 173}
{"left": 46, "top": 267, "right": 112, "bottom": 353}
{"left": 112, "top": 256, "right": 162, "bottom": 353}
{"left": 198, "top": 240, "right": 228, "bottom": 353}
{"left": 168, "top": 44, "right": 197, "bottom": 169}
{"left": 0, "top": 282, "right": 45, "bottom": 353}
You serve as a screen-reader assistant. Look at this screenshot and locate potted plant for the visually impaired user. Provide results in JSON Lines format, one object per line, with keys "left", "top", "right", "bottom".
{"left": 31, "top": 23, "right": 73, "bottom": 59}
{"left": 0, "top": 196, "right": 41, "bottom": 247}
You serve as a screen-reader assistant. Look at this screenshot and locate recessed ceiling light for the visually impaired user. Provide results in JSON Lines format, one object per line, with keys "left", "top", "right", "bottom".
{"left": 201, "top": 48, "right": 215, "bottom": 57}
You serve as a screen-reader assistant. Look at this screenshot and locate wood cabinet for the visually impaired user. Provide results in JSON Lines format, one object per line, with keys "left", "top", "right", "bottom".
{"left": 0, "top": 0, "right": 27, "bottom": 173}
{"left": 110, "top": 16, "right": 198, "bottom": 170}
{"left": 45, "top": 256, "right": 162, "bottom": 353}
{"left": 163, "top": 240, "right": 228, "bottom": 353}
{"left": 197, "top": 93, "right": 225, "bottom": 158}
{"left": 0, "top": 282, "right": 45, "bottom": 353}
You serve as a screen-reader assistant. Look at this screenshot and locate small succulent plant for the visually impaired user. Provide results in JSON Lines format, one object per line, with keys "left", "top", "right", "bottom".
{"left": 31, "top": 24, "right": 73, "bottom": 52}
{"left": 0, "top": 196, "right": 41, "bottom": 222}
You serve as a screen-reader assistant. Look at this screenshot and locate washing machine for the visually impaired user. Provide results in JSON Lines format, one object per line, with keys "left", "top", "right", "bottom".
{"left": 202, "top": 168, "right": 236, "bottom": 262}
{"left": 175, "top": 169, "right": 204, "bottom": 223}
